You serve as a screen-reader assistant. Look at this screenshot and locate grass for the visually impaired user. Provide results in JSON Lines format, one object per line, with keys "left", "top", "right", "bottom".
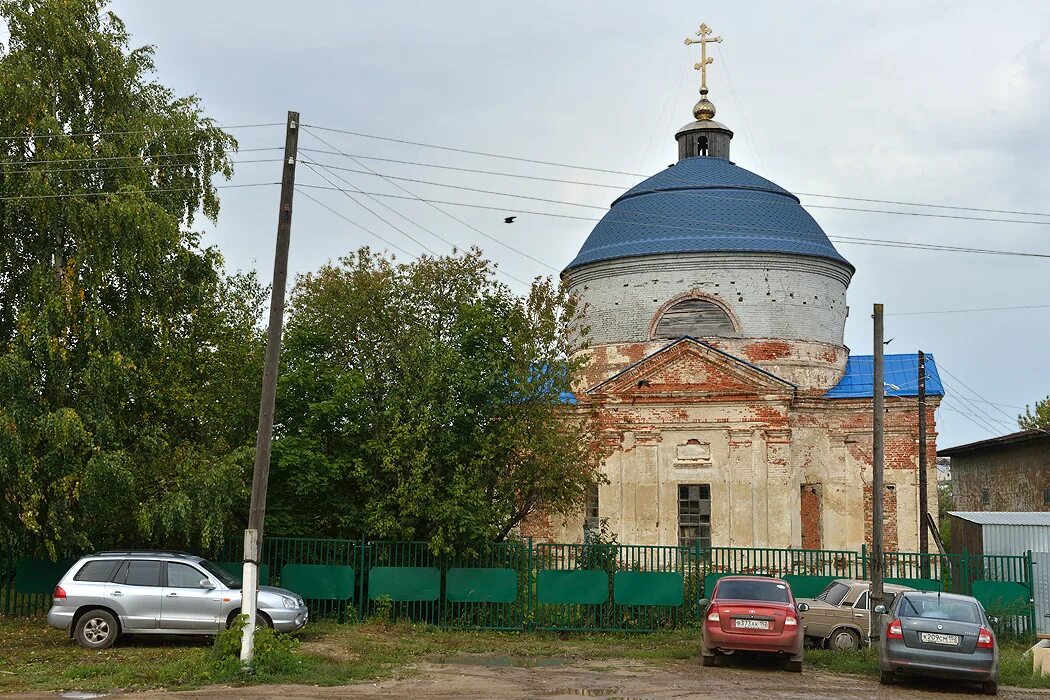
{"left": 4, "top": 616, "right": 1050, "bottom": 694}
{"left": 0, "top": 617, "right": 704, "bottom": 694}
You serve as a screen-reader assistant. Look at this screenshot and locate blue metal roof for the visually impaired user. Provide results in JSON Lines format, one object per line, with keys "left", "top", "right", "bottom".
{"left": 565, "top": 157, "right": 852, "bottom": 271}
{"left": 824, "top": 353, "right": 944, "bottom": 398}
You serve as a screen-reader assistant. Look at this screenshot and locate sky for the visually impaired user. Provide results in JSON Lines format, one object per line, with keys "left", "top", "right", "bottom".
{"left": 62, "top": 1, "right": 1050, "bottom": 448}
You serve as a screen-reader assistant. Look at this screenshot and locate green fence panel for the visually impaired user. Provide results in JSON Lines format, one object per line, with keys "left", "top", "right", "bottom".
{"left": 613, "top": 571, "right": 683, "bottom": 606}
{"left": 368, "top": 566, "right": 440, "bottom": 602}
{"left": 703, "top": 572, "right": 730, "bottom": 598}
{"left": 972, "top": 580, "right": 1029, "bottom": 612}
{"left": 14, "top": 559, "right": 73, "bottom": 595}
{"left": 782, "top": 575, "right": 838, "bottom": 599}
{"left": 886, "top": 577, "right": 942, "bottom": 592}
{"left": 536, "top": 570, "right": 608, "bottom": 605}
{"left": 217, "top": 562, "right": 270, "bottom": 586}
{"left": 280, "top": 564, "right": 355, "bottom": 600}
{"left": 446, "top": 568, "right": 517, "bottom": 604}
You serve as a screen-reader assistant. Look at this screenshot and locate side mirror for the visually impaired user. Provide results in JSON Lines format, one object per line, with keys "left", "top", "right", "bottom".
{"left": 699, "top": 598, "right": 710, "bottom": 610}
{"left": 989, "top": 616, "right": 1000, "bottom": 625}
{"left": 199, "top": 578, "right": 216, "bottom": 589}
{"left": 874, "top": 604, "right": 887, "bottom": 614}
{"left": 797, "top": 602, "right": 810, "bottom": 612}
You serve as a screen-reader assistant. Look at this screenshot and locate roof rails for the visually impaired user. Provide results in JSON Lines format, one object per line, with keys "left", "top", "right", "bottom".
{"left": 91, "top": 550, "right": 196, "bottom": 558}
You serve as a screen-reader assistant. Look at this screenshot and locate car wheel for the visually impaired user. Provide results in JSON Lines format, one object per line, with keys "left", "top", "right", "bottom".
{"left": 75, "top": 609, "right": 119, "bottom": 649}
{"left": 227, "top": 610, "right": 272, "bottom": 630}
{"left": 829, "top": 628, "right": 862, "bottom": 651}
{"left": 981, "top": 681, "right": 998, "bottom": 695}
{"left": 879, "top": 671, "right": 895, "bottom": 685}
{"left": 784, "top": 659, "right": 803, "bottom": 673}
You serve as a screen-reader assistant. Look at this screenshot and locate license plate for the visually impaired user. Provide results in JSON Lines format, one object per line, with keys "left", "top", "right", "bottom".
{"left": 734, "top": 618, "right": 770, "bottom": 630}
{"left": 920, "top": 632, "right": 960, "bottom": 646}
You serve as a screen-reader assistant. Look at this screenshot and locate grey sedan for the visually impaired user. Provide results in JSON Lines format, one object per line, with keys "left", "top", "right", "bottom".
{"left": 876, "top": 590, "right": 999, "bottom": 695}
{"left": 48, "top": 551, "right": 308, "bottom": 648}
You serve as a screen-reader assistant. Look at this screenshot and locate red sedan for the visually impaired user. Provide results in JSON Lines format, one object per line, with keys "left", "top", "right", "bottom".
{"left": 700, "top": 575, "right": 809, "bottom": 672}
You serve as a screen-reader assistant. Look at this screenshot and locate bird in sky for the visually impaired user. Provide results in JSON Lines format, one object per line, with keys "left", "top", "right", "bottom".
{"left": 504, "top": 216, "right": 516, "bottom": 224}
{"left": 884, "top": 337, "right": 895, "bottom": 345}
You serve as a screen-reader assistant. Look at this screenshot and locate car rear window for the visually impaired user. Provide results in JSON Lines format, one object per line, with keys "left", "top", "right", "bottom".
{"left": 716, "top": 579, "right": 790, "bottom": 603}
{"left": 816, "top": 582, "right": 850, "bottom": 606}
{"left": 899, "top": 595, "right": 981, "bottom": 623}
{"left": 73, "top": 560, "right": 120, "bottom": 582}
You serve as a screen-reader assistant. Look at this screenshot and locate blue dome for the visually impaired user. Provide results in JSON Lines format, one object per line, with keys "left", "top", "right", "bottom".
{"left": 564, "top": 157, "right": 852, "bottom": 271}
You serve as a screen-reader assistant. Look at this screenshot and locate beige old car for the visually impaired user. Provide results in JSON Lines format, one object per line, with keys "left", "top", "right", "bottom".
{"left": 799, "top": 579, "right": 915, "bottom": 651}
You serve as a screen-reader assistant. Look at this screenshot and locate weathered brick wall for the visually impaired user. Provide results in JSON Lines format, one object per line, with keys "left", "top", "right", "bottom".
{"left": 951, "top": 438, "right": 1050, "bottom": 511}
{"left": 801, "top": 484, "right": 822, "bottom": 548}
{"left": 566, "top": 252, "right": 852, "bottom": 346}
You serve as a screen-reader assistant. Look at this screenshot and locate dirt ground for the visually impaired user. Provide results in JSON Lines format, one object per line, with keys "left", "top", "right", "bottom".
{"left": 8, "top": 658, "right": 1050, "bottom": 700}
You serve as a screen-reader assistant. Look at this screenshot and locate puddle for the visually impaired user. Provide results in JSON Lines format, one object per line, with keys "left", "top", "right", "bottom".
{"left": 59, "top": 693, "right": 109, "bottom": 699}
{"left": 433, "top": 654, "right": 569, "bottom": 668}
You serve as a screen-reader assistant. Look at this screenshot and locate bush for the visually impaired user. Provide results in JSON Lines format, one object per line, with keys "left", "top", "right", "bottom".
{"left": 210, "top": 614, "right": 303, "bottom": 678}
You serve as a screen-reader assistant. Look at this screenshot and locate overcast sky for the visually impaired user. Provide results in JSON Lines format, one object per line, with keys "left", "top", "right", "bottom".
{"left": 88, "top": 2, "right": 1050, "bottom": 448}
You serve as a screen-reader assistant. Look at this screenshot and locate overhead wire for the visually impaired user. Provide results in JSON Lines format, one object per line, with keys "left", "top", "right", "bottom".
{"left": 0, "top": 181, "right": 278, "bottom": 201}
{"left": 0, "top": 122, "right": 284, "bottom": 141}
{"left": 0, "top": 158, "right": 282, "bottom": 176}
{"left": 2, "top": 147, "right": 283, "bottom": 166}
{"left": 886, "top": 304, "right": 1050, "bottom": 316}
{"left": 295, "top": 187, "right": 417, "bottom": 259}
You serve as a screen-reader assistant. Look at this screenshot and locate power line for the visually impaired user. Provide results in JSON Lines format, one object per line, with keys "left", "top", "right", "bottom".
{"left": 291, "top": 183, "right": 1050, "bottom": 260}
{"left": 935, "top": 362, "right": 1019, "bottom": 426}
{"left": 0, "top": 158, "right": 282, "bottom": 176}
{"left": 295, "top": 187, "right": 417, "bottom": 258}
{"left": 301, "top": 122, "right": 1050, "bottom": 220}
{"left": 0, "top": 181, "right": 278, "bottom": 201}
{"left": 0, "top": 122, "right": 284, "bottom": 142}
{"left": 301, "top": 128, "right": 557, "bottom": 274}
{"left": 886, "top": 304, "right": 1050, "bottom": 316}
{"left": 2, "top": 147, "right": 282, "bottom": 167}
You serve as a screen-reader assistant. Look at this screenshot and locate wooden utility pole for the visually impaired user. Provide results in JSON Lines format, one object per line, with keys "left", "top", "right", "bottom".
{"left": 918, "top": 350, "right": 929, "bottom": 561}
{"left": 870, "top": 303, "right": 885, "bottom": 642}
{"left": 241, "top": 110, "right": 299, "bottom": 665}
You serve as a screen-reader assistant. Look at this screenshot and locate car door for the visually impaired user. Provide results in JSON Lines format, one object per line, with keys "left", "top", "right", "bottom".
{"left": 108, "top": 559, "right": 163, "bottom": 630}
{"left": 851, "top": 590, "right": 870, "bottom": 635}
{"left": 160, "top": 561, "right": 222, "bottom": 632}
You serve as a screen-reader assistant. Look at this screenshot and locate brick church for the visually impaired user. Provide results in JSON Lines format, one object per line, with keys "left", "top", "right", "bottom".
{"left": 541, "top": 28, "right": 943, "bottom": 553}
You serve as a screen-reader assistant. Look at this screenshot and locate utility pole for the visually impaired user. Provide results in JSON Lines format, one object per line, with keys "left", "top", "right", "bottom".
{"left": 241, "top": 110, "right": 299, "bottom": 665}
{"left": 918, "top": 350, "right": 929, "bottom": 574}
{"left": 870, "top": 303, "right": 885, "bottom": 643}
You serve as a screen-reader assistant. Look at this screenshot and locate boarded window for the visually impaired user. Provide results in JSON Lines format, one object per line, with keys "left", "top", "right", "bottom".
{"left": 981, "top": 488, "right": 990, "bottom": 506}
{"left": 678, "top": 484, "right": 711, "bottom": 550}
{"left": 653, "top": 298, "right": 735, "bottom": 339}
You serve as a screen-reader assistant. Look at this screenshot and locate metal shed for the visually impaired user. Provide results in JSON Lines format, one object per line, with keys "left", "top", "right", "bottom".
{"left": 950, "top": 511, "right": 1050, "bottom": 633}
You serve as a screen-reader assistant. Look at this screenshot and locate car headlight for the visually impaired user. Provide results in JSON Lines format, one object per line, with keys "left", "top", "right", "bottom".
{"left": 282, "top": 596, "right": 299, "bottom": 609}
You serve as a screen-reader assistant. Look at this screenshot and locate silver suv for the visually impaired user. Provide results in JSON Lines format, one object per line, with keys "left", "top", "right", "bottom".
{"left": 47, "top": 551, "right": 308, "bottom": 648}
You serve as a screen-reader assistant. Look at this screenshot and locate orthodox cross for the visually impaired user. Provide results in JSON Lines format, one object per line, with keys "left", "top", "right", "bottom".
{"left": 684, "top": 23, "right": 722, "bottom": 93}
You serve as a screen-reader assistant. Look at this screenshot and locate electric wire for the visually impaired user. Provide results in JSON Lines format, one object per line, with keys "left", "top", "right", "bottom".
{"left": 295, "top": 187, "right": 417, "bottom": 259}
{"left": 0, "top": 122, "right": 284, "bottom": 141}
{"left": 0, "top": 181, "right": 279, "bottom": 201}
{"left": 885, "top": 304, "right": 1050, "bottom": 316}
{"left": 935, "top": 362, "right": 1020, "bottom": 426}
{"left": 2, "top": 147, "right": 282, "bottom": 166}
{"left": 0, "top": 158, "right": 282, "bottom": 176}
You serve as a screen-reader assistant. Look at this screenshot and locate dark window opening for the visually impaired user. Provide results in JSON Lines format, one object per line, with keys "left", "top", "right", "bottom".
{"left": 1043, "top": 487, "right": 1050, "bottom": 506}
{"left": 678, "top": 484, "right": 711, "bottom": 550}
{"left": 981, "top": 488, "right": 991, "bottom": 506}
{"left": 697, "top": 135, "right": 709, "bottom": 156}
{"left": 583, "top": 485, "right": 599, "bottom": 540}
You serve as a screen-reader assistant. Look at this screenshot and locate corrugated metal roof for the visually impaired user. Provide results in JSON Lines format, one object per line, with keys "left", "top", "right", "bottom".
{"left": 564, "top": 157, "right": 852, "bottom": 271}
{"left": 949, "top": 511, "right": 1050, "bottom": 526}
{"left": 824, "top": 353, "right": 945, "bottom": 398}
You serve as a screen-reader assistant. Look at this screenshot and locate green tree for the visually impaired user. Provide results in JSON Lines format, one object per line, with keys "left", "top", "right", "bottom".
{"left": 1019, "top": 396, "right": 1050, "bottom": 431}
{"left": 0, "top": 0, "right": 264, "bottom": 556}
{"left": 267, "top": 248, "right": 604, "bottom": 555}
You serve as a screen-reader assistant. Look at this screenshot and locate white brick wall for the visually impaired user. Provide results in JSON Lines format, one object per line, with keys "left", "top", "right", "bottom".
{"left": 566, "top": 252, "right": 853, "bottom": 346}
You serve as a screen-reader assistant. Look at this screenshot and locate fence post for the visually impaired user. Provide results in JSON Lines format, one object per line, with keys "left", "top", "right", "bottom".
{"left": 695, "top": 538, "right": 703, "bottom": 624}
{"left": 961, "top": 549, "right": 970, "bottom": 595}
{"left": 357, "top": 535, "right": 367, "bottom": 623}
{"left": 861, "top": 544, "right": 867, "bottom": 580}
{"left": 1026, "top": 550, "right": 1037, "bottom": 635}
{"left": 526, "top": 536, "right": 534, "bottom": 632}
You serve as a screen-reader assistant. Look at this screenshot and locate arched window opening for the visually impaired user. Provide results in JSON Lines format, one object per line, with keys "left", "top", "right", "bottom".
{"left": 653, "top": 297, "right": 735, "bottom": 339}
{"left": 697, "top": 135, "right": 709, "bottom": 156}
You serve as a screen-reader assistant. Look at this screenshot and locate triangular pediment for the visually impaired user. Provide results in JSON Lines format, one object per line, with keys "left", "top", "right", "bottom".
{"left": 588, "top": 337, "right": 795, "bottom": 399}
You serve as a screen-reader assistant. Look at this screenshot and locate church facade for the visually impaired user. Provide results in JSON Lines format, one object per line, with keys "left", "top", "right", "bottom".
{"left": 532, "top": 29, "right": 943, "bottom": 553}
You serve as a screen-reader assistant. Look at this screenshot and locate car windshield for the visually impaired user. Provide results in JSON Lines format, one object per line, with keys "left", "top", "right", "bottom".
{"left": 197, "top": 559, "right": 241, "bottom": 588}
{"left": 716, "top": 579, "right": 790, "bottom": 603}
{"left": 816, "top": 582, "right": 850, "bottom": 606}
{"left": 898, "top": 595, "right": 981, "bottom": 623}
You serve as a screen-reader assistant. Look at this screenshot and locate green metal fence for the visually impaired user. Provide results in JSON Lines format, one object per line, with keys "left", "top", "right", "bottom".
{"left": 1, "top": 539, "right": 1036, "bottom": 635}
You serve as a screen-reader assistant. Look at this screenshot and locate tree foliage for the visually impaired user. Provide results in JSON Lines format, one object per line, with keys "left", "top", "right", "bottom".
{"left": 0, "top": 0, "right": 264, "bottom": 556}
{"left": 1019, "top": 396, "right": 1050, "bottom": 431}
{"left": 267, "top": 248, "right": 604, "bottom": 555}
